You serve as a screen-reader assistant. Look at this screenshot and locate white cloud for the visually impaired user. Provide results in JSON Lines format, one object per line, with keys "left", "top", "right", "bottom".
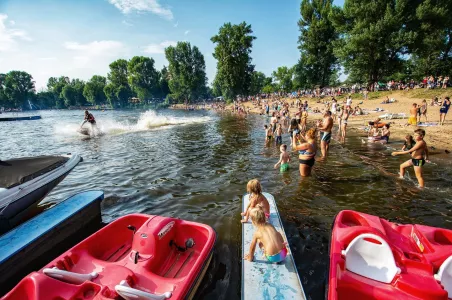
{"left": 174, "top": 21, "right": 178, "bottom": 28}
{"left": 9, "top": 20, "right": 15, "bottom": 26}
{"left": 39, "top": 57, "right": 57, "bottom": 61}
{"left": 64, "top": 40, "right": 124, "bottom": 56}
{"left": 108, "top": 0, "right": 173, "bottom": 20}
{"left": 122, "top": 20, "right": 133, "bottom": 26}
{"left": 143, "top": 40, "right": 176, "bottom": 54}
{"left": 184, "top": 30, "right": 190, "bottom": 36}
{"left": 0, "top": 14, "right": 32, "bottom": 51}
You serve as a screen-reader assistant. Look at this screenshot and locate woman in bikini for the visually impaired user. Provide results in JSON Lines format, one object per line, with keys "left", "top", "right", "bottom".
{"left": 292, "top": 127, "right": 317, "bottom": 177}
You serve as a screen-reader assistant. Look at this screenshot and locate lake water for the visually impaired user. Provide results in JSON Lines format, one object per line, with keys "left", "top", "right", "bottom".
{"left": 2, "top": 109, "right": 452, "bottom": 299}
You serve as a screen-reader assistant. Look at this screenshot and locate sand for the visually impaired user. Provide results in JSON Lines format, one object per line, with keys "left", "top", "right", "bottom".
{"left": 171, "top": 89, "right": 452, "bottom": 158}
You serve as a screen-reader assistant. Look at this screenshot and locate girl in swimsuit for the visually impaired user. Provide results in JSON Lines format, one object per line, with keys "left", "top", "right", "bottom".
{"left": 241, "top": 179, "right": 270, "bottom": 223}
{"left": 292, "top": 127, "right": 317, "bottom": 177}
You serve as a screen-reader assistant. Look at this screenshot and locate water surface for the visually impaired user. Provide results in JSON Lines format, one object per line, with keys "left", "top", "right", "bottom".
{"left": 2, "top": 109, "right": 452, "bottom": 300}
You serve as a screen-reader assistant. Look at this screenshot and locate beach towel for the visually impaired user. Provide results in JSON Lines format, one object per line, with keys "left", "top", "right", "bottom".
{"left": 417, "top": 122, "right": 438, "bottom": 127}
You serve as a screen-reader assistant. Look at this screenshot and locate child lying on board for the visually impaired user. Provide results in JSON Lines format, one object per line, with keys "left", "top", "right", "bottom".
{"left": 244, "top": 207, "right": 288, "bottom": 263}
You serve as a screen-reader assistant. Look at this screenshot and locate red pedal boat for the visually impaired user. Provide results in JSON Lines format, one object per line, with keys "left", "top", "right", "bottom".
{"left": 2, "top": 213, "right": 216, "bottom": 300}
{"left": 329, "top": 210, "right": 452, "bottom": 300}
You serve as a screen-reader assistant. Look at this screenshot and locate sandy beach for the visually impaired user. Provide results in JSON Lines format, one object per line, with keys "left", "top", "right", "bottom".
{"left": 186, "top": 89, "right": 452, "bottom": 158}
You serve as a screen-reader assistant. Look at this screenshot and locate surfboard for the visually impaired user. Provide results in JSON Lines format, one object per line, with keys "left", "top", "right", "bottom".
{"left": 242, "top": 192, "right": 306, "bottom": 300}
{"left": 77, "top": 127, "right": 90, "bottom": 136}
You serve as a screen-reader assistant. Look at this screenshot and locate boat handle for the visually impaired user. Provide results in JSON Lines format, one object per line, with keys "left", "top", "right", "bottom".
{"left": 43, "top": 267, "right": 98, "bottom": 284}
{"left": 115, "top": 280, "right": 172, "bottom": 300}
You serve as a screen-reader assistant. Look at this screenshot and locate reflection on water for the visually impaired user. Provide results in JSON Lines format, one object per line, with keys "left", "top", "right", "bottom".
{"left": 2, "top": 109, "right": 452, "bottom": 300}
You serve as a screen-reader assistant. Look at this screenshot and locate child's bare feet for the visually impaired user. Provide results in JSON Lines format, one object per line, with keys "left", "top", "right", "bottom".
{"left": 241, "top": 219, "right": 248, "bottom": 223}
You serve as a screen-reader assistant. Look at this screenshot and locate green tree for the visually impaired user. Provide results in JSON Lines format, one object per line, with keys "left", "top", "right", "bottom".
{"left": 250, "top": 71, "right": 267, "bottom": 95}
{"left": 211, "top": 22, "right": 256, "bottom": 100}
{"left": 298, "top": 0, "right": 338, "bottom": 87}
{"left": 410, "top": 0, "right": 452, "bottom": 76}
{"left": 3, "top": 71, "right": 35, "bottom": 109}
{"left": 70, "top": 79, "right": 86, "bottom": 106}
{"left": 35, "top": 91, "right": 55, "bottom": 108}
{"left": 272, "top": 66, "right": 294, "bottom": 92}
{"left": 61, "top": 84, "right": 77, "bottom": 107}
{"left": 47, "top": 76, "right": 69, "bottom": 108}
{"left": 157, "top": 66, "right": 170, "bottom": 99}
{"left": 331, "top": 0, "right": 416, "bottom": 84}
{"left": 105, "top": 59, "right": 132, "bottom": 107}
{"left": 262, "top": 84, "right": 275, "bottom": 94}
{"left": 165, "top": 42, "right": 207, "bottom": 103}
{"left": 128, "top": 56, "right": 159, "bottom": 102}
{"left": 83, "top": 75, "right": 107, "bottom": 105}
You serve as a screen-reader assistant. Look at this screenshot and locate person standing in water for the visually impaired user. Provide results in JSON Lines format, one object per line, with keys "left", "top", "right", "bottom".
{"left": 341, "top": 106, "right": 351, "bottom": 141}
{"left": 317, "top": 111, "right": 333, "bottom": 157}
{"left": 292, "top": 128, "right": 317, "bottom": 176}
{"left": 391, "top": 129, "right": 429, "bottom": 188}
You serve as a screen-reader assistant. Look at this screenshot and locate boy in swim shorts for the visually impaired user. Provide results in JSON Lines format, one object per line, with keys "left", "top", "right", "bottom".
{"left": 244, "top": 207, "right": 288, "bottom": 263}
{"left": 274, "top": 144, "right": 290, "bottom": 172}
{"left": 391, "top": 129, "right": 429, "bottom": 188}
{"left": 264, "top": 125, "right": 273, "bottom": 142}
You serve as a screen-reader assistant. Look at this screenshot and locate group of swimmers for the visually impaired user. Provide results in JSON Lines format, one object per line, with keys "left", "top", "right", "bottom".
{"left": 261, "top": 98, "right": 433, "bottom": 188}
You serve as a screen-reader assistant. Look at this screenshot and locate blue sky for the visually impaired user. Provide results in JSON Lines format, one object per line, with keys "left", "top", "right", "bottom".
{"left": 0, "top": 0, "right": 344, "bottom": 89}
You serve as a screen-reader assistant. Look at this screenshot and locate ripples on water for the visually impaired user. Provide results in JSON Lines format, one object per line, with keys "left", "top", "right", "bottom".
{"left": 2, "top": 109, "right": 452, "bottom": 300}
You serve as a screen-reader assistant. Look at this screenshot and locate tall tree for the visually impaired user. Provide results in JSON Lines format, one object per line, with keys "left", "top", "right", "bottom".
{"left": 157, "top": 66, "right": 170, "bottom": 99}
{"left": 411, "top": 0, "right": 452, "bottom": 76}
{"left": 272, "top": 66, "right": 294, "bottom": 92}
{"left": 165, "top": 42, "right": 207, "bottom": 103}
{"left": 3, "top": 71, "right": 35, "bottom": 109}
{"left": 105, "top": 59, "right": 132, "bottom": 107}
{"left": 128, "top": 56, "right": 159, "bottom": 101}
{"left": 249, "top": 71, "right": 267, "bottom": 95}
{"left": 83, "top": 75, "right": 107, "bottom": 105}
{"left": 35, "top": 91, "right": 55, "bottom": 108}
{"left": 47, "top": 76, "right": 69, "bottom": 108}
{"left": 298, "top": 0, "right": 338, "bottom": 87}
{"left": 331, "top": 0, "right": 416, "bottom": 84}
{"left": 70, "top": 79, "right": 87, "bottom": 106}
{"left": 211, "top": 22, "right": 256, "bottom": 100}
{"left": 61, "top": 84, "right": 77, "bottom": 107}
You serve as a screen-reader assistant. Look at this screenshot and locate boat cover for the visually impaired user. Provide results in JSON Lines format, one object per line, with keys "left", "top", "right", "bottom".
{"left": 0, "top": 156, "right": 69, "bottom": 189}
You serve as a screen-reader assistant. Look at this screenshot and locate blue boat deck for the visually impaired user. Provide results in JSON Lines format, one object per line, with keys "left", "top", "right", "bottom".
{"left": 0, "top": 190, "right": 104, "bottom": 264}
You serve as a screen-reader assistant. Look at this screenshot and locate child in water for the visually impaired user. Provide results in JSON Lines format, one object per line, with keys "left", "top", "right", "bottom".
{"left": 244, "top": 207, "right": 287, "bottom": 263}
{"left": 241, "top": 179, "right": 270, "bottom": 223}
{"left": 402, "top": 135, "right": 416, "bottom": 151}
{"left": 274, "top": 144, "right": 290, "bottom": 172}
{"left": 275, "top": 124, "right": 283, "bottom": 144}
{"left": 264, "top": 125, "right": 273, "bottom": 142}
{"left": 392, "top": 129, "right": 429, "bottom": 188}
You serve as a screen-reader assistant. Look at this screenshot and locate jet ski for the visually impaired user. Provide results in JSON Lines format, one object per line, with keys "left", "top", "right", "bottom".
{"left": 0, "top": 154, "right": 82, "bottom": 235}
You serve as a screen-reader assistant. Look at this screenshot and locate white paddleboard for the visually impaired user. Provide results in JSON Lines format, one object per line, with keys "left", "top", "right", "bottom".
{"left": 242, "top": 192, "right": 306, "bottom": 300}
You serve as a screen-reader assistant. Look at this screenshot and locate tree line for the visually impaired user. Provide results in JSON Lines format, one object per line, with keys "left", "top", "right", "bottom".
{"left": 1, "top": 0, "right": 451, "bottom": 109}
